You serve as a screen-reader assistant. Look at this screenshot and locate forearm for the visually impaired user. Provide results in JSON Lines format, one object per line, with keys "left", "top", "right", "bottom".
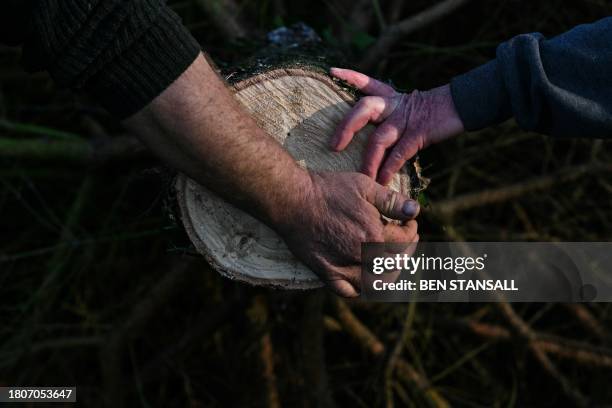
{"left": 123, "top": 54, "right": 311, "bottom": 228}
{"left": 451, "top": 17, "right": 612, "bottom": 137}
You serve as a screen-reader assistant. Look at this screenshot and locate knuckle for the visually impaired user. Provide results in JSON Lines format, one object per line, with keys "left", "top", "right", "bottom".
{"left": 356, "top": 97, "right": 370, "bottom": 108}
{"left": 361, "top": 96, "right": 378, "bottom": 110}
{"left": 390, "top": 150, "right": 405, "bottom": 162}
{"left": 370, "top": 127, "right": 394, "bottom": 144}
{"left": 399, "top": 135, "right": 418, "bottom": 149}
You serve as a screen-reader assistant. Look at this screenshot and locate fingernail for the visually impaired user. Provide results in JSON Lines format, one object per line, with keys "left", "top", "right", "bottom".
{"left": 402, "top": 201, "right": 419, "bottom": 218}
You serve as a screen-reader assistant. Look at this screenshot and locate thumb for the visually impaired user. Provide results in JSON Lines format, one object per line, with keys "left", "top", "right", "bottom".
{"left": 368, "top": 183, "right": 420, "bottom": 221}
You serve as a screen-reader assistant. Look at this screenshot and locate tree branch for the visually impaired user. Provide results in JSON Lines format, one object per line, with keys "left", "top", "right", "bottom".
{"left": 0, "top": 136, "right": 148, "bottom": 164}
{"left": 359, "top": 0, "right": 473, "bottom": 71}
{"left": 333, "top": 299, "right": 449, "bottom": 408}
{"left": 195, "top": 0, "right": 248, "bottom": 39}
{"left": 433, "top": 162, "right": 612, "bottom": 216}
{"left": 100, "top": 257, "right": 199, "bottom": 407}
{"left": 443, "top": 318, "right": 612, "bottom": 369}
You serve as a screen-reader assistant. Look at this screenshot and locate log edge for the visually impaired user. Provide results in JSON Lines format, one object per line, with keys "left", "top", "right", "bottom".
{"left": 175, "top": 67, "right": 414, "bottom": 289}
{"left": 230, "top": 67, "right": 354, "bottom": 103}
{"left": 175, "top": 173, "right": 324, "bottom": 290}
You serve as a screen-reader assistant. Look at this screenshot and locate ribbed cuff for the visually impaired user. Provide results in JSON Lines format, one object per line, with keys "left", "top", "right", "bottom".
{"left": 84, "top": 6, "right": 201, "bottom": 119}
{"left": 450, "top": 59, "right": 512, "bottom": 131}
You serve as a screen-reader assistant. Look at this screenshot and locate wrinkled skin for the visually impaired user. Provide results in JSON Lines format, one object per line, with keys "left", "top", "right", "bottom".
{"left": 330, "top": 68, "right": 465, "bottom": 185}
{"left": 277, "top": 171, "right": 419, "bottom": 297}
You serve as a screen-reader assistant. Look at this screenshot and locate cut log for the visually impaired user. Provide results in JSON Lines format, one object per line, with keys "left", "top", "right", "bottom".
{"left": 175, "top": 65, "right": 424, "bottom": 289}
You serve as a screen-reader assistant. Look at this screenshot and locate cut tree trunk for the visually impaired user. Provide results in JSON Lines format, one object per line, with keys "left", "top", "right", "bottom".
{"left": 175, "top": 64, "right": 424, "bottom": 289}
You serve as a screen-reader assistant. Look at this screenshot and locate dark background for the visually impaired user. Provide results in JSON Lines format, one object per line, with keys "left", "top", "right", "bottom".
{"left": 1, "top": 0, "right": 612, "bottom": 406}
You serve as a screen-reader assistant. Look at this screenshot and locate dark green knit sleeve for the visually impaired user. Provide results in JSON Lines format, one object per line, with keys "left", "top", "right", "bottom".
{"left": 22, "top": 0, "right": 201, "bottom": 119}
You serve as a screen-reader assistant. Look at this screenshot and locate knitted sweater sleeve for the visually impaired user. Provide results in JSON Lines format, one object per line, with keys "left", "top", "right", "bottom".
{"left": 18, "top": 0, "right": 201, "bottom": 119}
{"left": 450, "top": 17, "right": 612, "bottom": 138}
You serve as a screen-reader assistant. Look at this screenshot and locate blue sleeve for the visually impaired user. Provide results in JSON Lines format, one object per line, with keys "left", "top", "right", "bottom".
{"left": 450, "top": 17, "right": 612, "bottom": 138}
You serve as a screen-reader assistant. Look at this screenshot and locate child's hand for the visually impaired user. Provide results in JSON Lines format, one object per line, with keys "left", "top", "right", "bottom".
{"left": 330, "top": 68, "right": 464, "bottom": 185}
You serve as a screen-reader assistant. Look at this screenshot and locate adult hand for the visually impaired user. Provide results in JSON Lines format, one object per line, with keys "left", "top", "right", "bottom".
{"left": 275, "top": 171, "right": 420, "bottom": 297}
{"left": 330, "top": 68, "right": 465, "bottom": 185}
{"left": 126, "top": 55, "right": 419, "bottom": 298}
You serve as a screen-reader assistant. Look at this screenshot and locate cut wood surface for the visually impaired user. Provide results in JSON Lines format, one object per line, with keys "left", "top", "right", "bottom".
{"left": 176, "top": 67, "right": 420, "bottom": 289}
